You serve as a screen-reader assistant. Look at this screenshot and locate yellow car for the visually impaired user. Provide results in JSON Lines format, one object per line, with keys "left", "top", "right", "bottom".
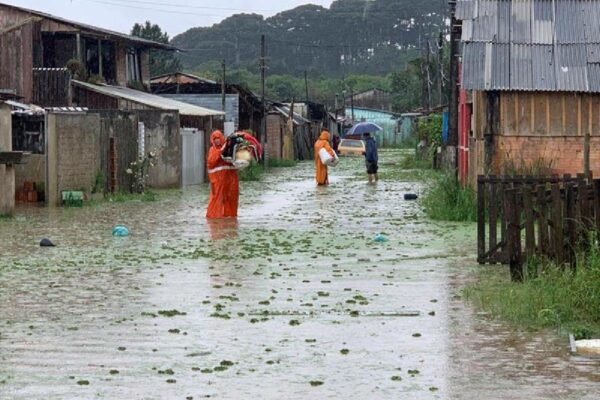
{"left": 338, "top": 139, "right": 365, "bottom": 156}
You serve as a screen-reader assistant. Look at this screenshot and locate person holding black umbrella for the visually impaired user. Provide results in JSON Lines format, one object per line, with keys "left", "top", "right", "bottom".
{"left": 363, "top": 132, "right": 378, "bottom": 184}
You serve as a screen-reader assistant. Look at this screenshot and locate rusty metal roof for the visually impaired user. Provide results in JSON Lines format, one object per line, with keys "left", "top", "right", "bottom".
{"left": 0, "top": 2, "right": 177, "bottom": 50}
{"left": 459, "top": 0, "right": 600, "bottom": 92}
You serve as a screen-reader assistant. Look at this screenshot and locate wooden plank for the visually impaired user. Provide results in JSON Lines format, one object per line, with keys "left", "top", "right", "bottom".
{"left": 477, "top": 176, "right": 486, "bottom": 264}
{"left": 523, "top": 186, "right": 535, "bottom": 258}
{"left": 500, "top": 176, "right": 508, "bottom": 262}
{"left": 565, "top": 182, "right": 577, "bottom": 272}
{"left": 562, "top": 94, "right": 566, "bottom": 135}
{"left": 595, "top": 180, "right": 600, "bottom": 236}
{"left": 537, "top": 184, "right": 548, "bottom": 257}
{"left": 551, "top": 179, "right": 564, "bottom": 265}
{"left": 546, "top": 94, "right": 551, "bottom": 135}
{"left": 489, "top": 177, "right": 498, "bottom": 264}
{"left": 505, "top": 188, "right": 523, "bottom": 282}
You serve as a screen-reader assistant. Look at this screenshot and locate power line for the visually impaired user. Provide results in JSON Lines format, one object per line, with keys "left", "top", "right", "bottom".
{"left": 79, "top": 0, "right": 446, "bottom": 17}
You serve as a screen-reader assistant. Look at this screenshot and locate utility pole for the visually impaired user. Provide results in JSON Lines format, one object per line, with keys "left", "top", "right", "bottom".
{"left": 420, "top": 36, "right": 427, "bottom": 110}
{"left": 221, "top": 60, "right": 226, "bottom": 114}
{"left": 438, "top": 31, "right": 444, "bottom": 107}
{"left": 426, "top": 39, "right": 432, "bottom": 111}
{"left": 334, "top": 93, "right": 339, "bottom": 136}
{"left": 304, "top": 70, "right": 310, "bottom": 104}
{"left": 448, "top": 0, "right": 461, "bottom": 163}
{"left": 260, "top": 34, "right": 268, "bottom": 168}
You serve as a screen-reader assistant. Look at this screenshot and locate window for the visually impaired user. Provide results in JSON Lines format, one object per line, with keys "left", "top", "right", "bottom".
{"left": 126, "top": 48, "right": 142, "bottom": 83}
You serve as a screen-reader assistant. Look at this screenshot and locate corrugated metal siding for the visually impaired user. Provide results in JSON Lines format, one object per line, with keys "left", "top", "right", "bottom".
{"left": 456, "top": 0, "right": 477, "bottom": 20}
{"left": 459, "top": 0, "right": 600, "bottom": 92}
{"left": 511, "top": 44, "right": 533, "bottom": 89}
{"left": 462, "top": 42, "right": 486, "bottom": 90}
{"left": 555, "top": 44, "right": 588, "bottom": 91}
{"left": 532, "top": 45, "right": 556, "bottom": 90}
{"left": 492, "top": 43, "right": 511, "bottom": 89}
{"left": 555, "top": 1, "right": 586, "bottom": 44}
{"left": 511, "top": 0, "right": 532, "bottom": 44}
{"left": 161, "top": 94, "right": 239, "bottom": 127}
{"left": 473, "top": 0, "right": 498, "bottom": 42}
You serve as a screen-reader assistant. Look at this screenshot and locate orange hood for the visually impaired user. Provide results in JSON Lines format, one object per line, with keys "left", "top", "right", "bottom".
{"left": 210, "top": 130, "right": 225, "bottom": 147}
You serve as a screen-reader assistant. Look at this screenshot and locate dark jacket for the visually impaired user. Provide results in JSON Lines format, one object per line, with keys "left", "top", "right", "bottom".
{"left": 365, "top": 137, "right": 378, "bottom": 163}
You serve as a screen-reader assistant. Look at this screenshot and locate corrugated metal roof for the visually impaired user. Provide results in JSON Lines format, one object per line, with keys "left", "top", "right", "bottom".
{"left": 532, "top": 45, "right": 556, "bottom": 90}
{"left": 456, "top": 0, "right": 477, "bottom": 20}
{"left": 459, "top": 0, "right": 600, "bottom": 92}
{"left": 555, "top": 44, "right": 589, "bottom": 91}
{"left": 72, "top": 81, "right": 225, "bottom": 117}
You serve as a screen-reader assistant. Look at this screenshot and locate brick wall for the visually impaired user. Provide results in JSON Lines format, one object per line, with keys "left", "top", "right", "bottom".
{"left": 494, "top": 135, "right": 598, "bottom": 176}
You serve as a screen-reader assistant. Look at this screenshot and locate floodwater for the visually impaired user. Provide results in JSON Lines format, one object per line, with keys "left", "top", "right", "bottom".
{"left": 0, "top": 149, "right": 598, "bottom": 399}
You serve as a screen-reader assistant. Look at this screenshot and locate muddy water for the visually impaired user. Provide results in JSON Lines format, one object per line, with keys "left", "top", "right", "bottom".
{"left": 0, "top": 149, "right": 598, "bottom": 399}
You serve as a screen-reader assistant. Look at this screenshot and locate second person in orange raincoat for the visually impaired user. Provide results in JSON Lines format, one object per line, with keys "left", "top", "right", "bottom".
{"left": 206, "top": 130, "right": 239, "bottom": 219}
{"left": 314, "top": 130, "right": 336, "bottom": 186}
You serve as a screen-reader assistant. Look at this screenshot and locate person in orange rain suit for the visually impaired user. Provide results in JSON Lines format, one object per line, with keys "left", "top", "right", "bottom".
{"left": 206, "top": 130, "right": 239, "bottom": 219}
{"left": 314, "top": 130, "right": 336, "bottom": 186}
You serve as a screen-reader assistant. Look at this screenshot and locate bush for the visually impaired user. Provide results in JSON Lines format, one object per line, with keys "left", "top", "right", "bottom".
{"left": 422, "top": 173, "right": 476, "bottom": 222}
{"left": 239, "top": 162, "right": 264, "bottom": 181}
{"left": 464, "top": 249, "right": 600, "bottom": 337}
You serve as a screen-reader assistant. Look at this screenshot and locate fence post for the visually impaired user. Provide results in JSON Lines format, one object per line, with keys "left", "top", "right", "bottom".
{"left": 477, "top": 175, "right": 486, "bottom": 264}
{"left": 595, "top": 180, "right": 600, "bottom": 237}
{"left": 505, "top": 188, "right": 523, "bottom": 282}
{"left": 523, "top": 186, "right": 535, "bottom": 259}
{"left": 489, "top": 175, "right": 498, "bottom": 263}
{"left": 537, "top": 184, "right": 548, "bottom": 257}
{"left": 565, "top": 182, "right": 577, "bottom": 272}
{"left": 551, "top": 178, "right": 563, "bottom": 266}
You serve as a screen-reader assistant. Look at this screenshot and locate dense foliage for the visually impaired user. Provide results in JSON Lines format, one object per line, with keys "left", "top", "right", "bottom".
{"left": 131, "top": 21, "right": 183, "bottom": 77}
{"left": 171, "top": 0, "right": 446, "bottom": 77}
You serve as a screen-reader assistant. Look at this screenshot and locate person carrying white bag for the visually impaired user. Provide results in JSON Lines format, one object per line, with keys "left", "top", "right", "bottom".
{"left": 314, "top": 130, "right": 338, "bottom": 185}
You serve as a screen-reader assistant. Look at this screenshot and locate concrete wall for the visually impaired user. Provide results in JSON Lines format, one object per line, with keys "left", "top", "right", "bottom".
{"left": 137, "top": 110, "right": 181, "bottom": 189}
{"left": 0, "top": 103, "right": 15, "bottom": 215}
{"left": 46, "top": 112, "right": 102, "bottom": 206}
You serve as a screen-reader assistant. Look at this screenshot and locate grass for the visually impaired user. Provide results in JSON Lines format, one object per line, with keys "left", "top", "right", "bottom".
{"left": 106, "top": 190, "right": 158, "bottom": 203}
{"left": 239, "top": 162, "right": 264, "bottom": 182}
{"left": 398, "top": 153, "right": 432, "bottom": 170}
{"left": 267, "top": 158, "right": 298, "bottom": 168}
{"left": 422, "top": 173, "right": 477, "bottom": 222}
{"left": 464, "top": 250, "right": 600, "bottom": 339}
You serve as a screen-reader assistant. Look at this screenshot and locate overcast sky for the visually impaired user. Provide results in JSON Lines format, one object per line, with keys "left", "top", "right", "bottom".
{"left": 3, "top": 0, "right": 335, "bottom": 37}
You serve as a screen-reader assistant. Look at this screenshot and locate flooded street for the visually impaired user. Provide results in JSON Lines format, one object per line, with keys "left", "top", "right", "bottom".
{"left": 0, "top": 149, "right": 598, "bottom": 399}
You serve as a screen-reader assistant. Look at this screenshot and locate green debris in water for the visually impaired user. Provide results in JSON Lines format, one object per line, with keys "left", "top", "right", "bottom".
{"left": 77, "top": 380, "right": 90, "bottom": 385}
{"left": 158, "top": 309, "right": 187, "bottom": 317}
{"left": 340, "top": 349, "right": 350, "bottom": 355}
{"left": 309, "top": 380, "right": 324, "bottom": 387}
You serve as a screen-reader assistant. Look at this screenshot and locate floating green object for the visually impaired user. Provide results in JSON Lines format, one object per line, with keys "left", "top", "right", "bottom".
{"left": 62, "top": 191, "right": 84, "bottom": 207}
{"left": 112, "top": 225, "right": 129, "bottom": 237}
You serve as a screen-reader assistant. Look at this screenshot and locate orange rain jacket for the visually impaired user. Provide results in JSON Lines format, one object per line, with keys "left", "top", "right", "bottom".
{"left": 314, "top": 131, "right": 335, "bottom": 185}
{"left": 206, "top": 131, "right": 239, "bottom": 219}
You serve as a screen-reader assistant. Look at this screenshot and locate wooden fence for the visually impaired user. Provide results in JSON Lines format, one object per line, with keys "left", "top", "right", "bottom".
{"left": 477, "top": 174, "right": 600, "bottom": 281}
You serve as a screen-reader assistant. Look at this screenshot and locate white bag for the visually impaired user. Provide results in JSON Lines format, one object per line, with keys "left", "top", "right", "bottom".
{"left": 319, "top": 148, "right": 339, "bottom": 167}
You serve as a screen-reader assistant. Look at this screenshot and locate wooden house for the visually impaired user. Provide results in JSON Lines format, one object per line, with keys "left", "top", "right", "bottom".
{"left": 0, "top": 2, "right": 176, "bottom": 106}
{"left": 457, "top": 0, "right": 600, "bottom": 186}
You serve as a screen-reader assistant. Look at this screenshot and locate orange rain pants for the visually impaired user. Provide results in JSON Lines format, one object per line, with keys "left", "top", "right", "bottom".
{"left": 206, "top": 131, "right": 239, "bottom": 219}
{"left": 314, "top": 131, "right": 335, "bottom": 185}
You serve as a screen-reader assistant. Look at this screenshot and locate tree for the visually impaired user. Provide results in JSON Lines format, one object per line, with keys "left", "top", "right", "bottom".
{"left": 131, "top": 21, "right": 183, "bottom": 77}
{"left": 390, "top": 59, "right": 421, "bottom": 113}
